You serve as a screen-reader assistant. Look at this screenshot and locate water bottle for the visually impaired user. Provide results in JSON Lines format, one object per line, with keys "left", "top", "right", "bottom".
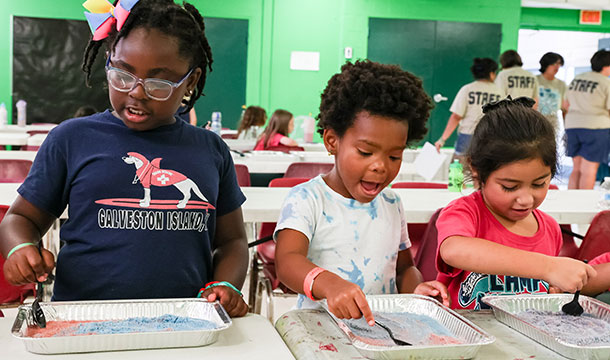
{"left": 211, "top": 111, "right": 222, "bottom": 136}
{"left": 598, "top": 177, "right": 610, "bottom": 210}
{"left": 448, "top": 159, "right": 463, "bottom": 192}
{"left": 16, "top": 99, "right": 27, "bottom": 127}
{"left": 0, "top": 103, "right": 7, "bottom": 127}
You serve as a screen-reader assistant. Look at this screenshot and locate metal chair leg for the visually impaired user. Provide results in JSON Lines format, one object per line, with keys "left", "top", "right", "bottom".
{"left": 248, "top": 252, "right": 260, "bottom": 313}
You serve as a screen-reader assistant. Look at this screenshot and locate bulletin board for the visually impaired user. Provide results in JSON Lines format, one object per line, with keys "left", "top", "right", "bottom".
{"left": 12, "top": 16, "right": 109, "bottom": 124}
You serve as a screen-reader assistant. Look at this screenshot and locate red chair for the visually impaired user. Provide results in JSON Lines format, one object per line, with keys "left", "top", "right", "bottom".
{"left": 249, "top": 177, "right": 309, "bottom": 318}
{"left": 26, "top": 130, "right": 50, "bottom": 136}
{"left": 21, "top": 145, "right": 40, "bottom": 151}
{"left": 391, "top": 182, "right": 447, "bottom": 258}
{"left": 264, "top": 144, "right": 305, "bottom": 153}
{"left": 576, "top": 210, "right": 610, "bottom": 261}
{"left": 0, "top": 159, "right": 32, "bottom": 183}
{"left": 392, "top": 182, "right": 448, "bottom": 189}
{"left": 548, "top": 184, "right": 581, "bottom": 258}
{"left": 283, "top": 162, "right": 334, "bottom": 178}
{"left": 0, "top": 205, "right": 35, "bottom": 313}
{"left": 415, "top": 208, "right": 443, "bottom": 281}
{"left": 221, "top": 133, "right": 238, "bottom": 139}
{"left": 234, "top": 164, "right": 251, "bottom": 187}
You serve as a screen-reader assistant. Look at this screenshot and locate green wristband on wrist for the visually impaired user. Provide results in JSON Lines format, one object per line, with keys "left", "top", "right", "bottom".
{"left": 6, "top": 242, "right": 35, "bottom": 259}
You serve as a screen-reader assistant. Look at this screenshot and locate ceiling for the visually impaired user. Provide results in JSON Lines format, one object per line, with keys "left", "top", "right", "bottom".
{"left": 522, "top": 0, "right": 610, "bottom": 10}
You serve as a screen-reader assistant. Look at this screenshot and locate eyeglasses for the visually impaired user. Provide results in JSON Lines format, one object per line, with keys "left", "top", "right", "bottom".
{"left": 105, "top": 57, "right": 193, "bottom": 101}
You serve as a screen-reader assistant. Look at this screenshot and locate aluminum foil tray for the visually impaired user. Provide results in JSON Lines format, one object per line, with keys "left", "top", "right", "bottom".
{"left": 482, "top": 294, "right": 610, "bottom": 360}
{"left": 11, "top": 298, "right": 231, "bottom": 354}
{"left": 322, "top": 294, "right": 495, "bottom": 359}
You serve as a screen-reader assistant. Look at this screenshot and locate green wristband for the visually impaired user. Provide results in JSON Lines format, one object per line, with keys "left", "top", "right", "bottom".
{"left": 197, "top": 281, "right": 243, "bottom": 297}
{"left": 6, "top": 242, "right": 35, "bottom": 259}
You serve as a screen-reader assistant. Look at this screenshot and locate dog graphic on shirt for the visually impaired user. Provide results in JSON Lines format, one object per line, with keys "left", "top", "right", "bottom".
{"left": 122, "top": 152, "right": 207, "bottom": 209}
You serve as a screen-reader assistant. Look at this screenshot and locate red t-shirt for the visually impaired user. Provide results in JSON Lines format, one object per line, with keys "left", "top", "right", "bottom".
{"left": 254, "top": 133, "right": 287, "bottom": 150}
{"left": 590, "top": 252, "right": 610, "bottom": 291}
{"left": 435, "top": 191, "right": 562, "bottom": 310}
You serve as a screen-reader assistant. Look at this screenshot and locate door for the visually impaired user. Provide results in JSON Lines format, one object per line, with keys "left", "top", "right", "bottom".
{"left": 368, "top": 18, "right": 502, "bottom": 146}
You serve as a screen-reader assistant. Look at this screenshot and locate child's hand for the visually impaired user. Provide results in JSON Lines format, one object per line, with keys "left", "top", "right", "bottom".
{"left": 545, "top": 257, "right": 597, "bottom": 293}
{"left": 3, "top": 245, "right": 54, "bottom": 285}
{"left": 201, "top": 286, "right": 248, "bottom": 317}
{"left": 414, "top": 280, "right": 451, "bottom": 307}
{"left": 320, "top": 275, "right": 375, "bottom": 326}
{"left": 548, "top": 285, "right": 563, "bottom": 294}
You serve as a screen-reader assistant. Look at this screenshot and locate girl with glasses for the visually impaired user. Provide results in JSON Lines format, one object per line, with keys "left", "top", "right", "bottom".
{"left": 0, "top": 0, "right": 249, "bottom": 317}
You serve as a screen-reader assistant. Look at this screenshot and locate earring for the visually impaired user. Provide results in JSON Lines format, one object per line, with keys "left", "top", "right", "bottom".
{"left": 327, "top": 151, "right": 333, "bottom": 156}
{"left": 183, "top": 90, "right": 193, "bottom": 102}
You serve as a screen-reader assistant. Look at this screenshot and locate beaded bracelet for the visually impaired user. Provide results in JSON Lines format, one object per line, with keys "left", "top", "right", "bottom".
{"left": 196, "top": 280, "right": 243, "bottom": 298}
{"left": 303, "top": 267, "right": 326, "bottom": 301}
{"left": 6, "top": 242, "right": 35, "bottom": 259}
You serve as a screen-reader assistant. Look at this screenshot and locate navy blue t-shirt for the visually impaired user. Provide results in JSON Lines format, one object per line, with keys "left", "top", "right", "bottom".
{"left": 18, "top": 110, "right": 245, "bottom": 300}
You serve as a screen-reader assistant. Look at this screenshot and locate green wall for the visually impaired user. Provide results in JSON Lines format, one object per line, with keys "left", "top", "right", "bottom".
{"left": 521, "top": 7, "right": 610, "bottom": 32}
{"left": 0, "top": 0, "right": 528, "bottom": 128}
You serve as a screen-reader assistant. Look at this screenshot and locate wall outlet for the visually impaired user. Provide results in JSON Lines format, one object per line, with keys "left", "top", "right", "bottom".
{"left": 344, "top": 47, "right": 353, "bottom": 59}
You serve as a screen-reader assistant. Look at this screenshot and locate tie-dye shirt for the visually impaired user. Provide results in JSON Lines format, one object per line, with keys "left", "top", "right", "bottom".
{"left": 274, "top": 175, "right": 410, "bottom": 309}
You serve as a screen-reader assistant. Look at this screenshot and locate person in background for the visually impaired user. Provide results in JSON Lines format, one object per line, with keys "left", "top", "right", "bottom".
{"left": 435, "top": 58, "right": 504, "bottom": 161}
{"left": 436, "top": 97, "right": 599, "bottom": 310}
{"left": 495, "top": 50, "right": 539, "bottom": 108}
{"left": 0, "top": 0, "right": 248, "bottom": 316}
{"left": 275, "top": 60, "right": 449, "bottom": 325}
{"left": 253, "top": 109, "right": 298, "bottom": 150}
{"left": 537, "top": 52, "right": 568, "bottom": 131}
{"left": 237, "top": 105, "right": 266, "bottom": 140}
{"left": 73, "top": 105, "right": 97, "bottom": 118}
{"left": 565, "top": 50, "right": 610, "bottom": 190}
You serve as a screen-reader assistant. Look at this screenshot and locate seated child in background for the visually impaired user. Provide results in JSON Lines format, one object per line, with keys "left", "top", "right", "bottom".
{"left": 253, "top": 109, "right": 298, "bottom": 150}
{"left": 237, "top": 105, "right": 267, "bottom": 140}
{"left": 436, "top": 97, "right": 599, "bottom": 310}
{"left": 275, "top": 60, "right": 449, "bottom": 326}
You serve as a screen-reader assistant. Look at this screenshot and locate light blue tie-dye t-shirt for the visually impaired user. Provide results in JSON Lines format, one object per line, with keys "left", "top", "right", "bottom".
{"left": 273, "top": 175, "right": 410, "bottom": 309}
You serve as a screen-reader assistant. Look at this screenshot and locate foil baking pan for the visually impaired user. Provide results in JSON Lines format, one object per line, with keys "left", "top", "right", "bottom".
{"left": 322, "top": 294, "right": 495, "bottom": 359}
{"left": 11, "top": 298, "right": 231, "bottom": 354}
{"left": 482, "top": 294, "right": 610, "bottom": 360}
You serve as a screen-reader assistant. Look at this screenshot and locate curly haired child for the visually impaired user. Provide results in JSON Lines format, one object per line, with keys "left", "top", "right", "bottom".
{"left": 275, "top": 60, "right": 449, "bottom": 326}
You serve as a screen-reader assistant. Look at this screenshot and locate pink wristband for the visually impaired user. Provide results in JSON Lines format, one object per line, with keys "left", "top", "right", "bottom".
{"left": 303, "top": 267, "right": 326, "bottom": 301}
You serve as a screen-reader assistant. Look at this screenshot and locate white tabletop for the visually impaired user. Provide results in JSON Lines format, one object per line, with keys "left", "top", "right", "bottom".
{"left": 240, "top": 187, "right": 600, "bottom": 224}
{"left": 26, "top": 134, "right": 47, "bottom": 147}
{"left": 0, "top": 133, "right": 29, "bottom": 146}
{"left": 0, "top": 308, "right": 294, "bottom": 359}
{"left": 0, "top": 151, "right": 37, "bottom": 161}
{"left": 275, "top": 309, "right": 562, "bottom": 360}
{"left": 0, "top": 124, "right": 57, "bottom": 133}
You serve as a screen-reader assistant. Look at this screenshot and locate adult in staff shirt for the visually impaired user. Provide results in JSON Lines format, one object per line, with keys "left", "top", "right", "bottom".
{"left": 537, "top": 52, "right": 568, "bottom": 131}
{"left": 435, "top": 58, "right": 504, "bottom": 160}
{"left": 565, "top": 50, "right": 610, "bottom": 189}
{"left": 495, "top": 50, "right": 539, "bottom": 108}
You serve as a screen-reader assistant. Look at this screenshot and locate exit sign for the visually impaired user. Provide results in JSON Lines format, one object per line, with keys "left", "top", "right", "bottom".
{"left": 580, "top": 10, "right": 602, "bottom": 25}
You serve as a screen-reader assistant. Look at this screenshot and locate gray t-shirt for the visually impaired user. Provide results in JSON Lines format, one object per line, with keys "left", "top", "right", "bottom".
{"left": 450, "top": 80, "right": 504, "bottom": 134}
{"left": 565, "top": 71, "right": 610, "bottom": 129}
{"left": 496, "top": 67, "right": 539, "bottom": 100}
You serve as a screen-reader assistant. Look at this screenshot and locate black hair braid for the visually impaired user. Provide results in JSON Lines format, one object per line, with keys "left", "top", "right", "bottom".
{"left": 81, "top": 0, "right": 214, "bottom": 112}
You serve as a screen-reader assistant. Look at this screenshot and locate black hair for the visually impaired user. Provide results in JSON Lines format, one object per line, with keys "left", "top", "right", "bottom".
{"left": 591, "top": 50, "right": 610, "bottom": 72}
{"left": 499, "top": 50, "right": 523, "bottom": 69}
{"left": 539, "top": 52, "right": 564, "bottom": 73}
{"left": 317, "top": 60, "right": 433, "bottom": 146}
{"left": 467, "top": 96, "right": 557, "bottom": 185}
{"left": 73, "top": 105, "right": 97, "bottom": 118}
{"left": 82, "top": 0, "right": 213, "bottom": 113}
{"left": 470, "top": 58, "right": 498, "bottom": 80}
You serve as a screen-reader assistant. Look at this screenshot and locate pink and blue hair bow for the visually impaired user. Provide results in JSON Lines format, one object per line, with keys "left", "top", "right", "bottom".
{"left": 83, "top": 0, "right": 140, "bottom": 41}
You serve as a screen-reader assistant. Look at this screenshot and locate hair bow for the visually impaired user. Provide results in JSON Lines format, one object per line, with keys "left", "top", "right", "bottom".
{"left": 482, "top": 95, "right": 535, "bottom": 114}
{"left": 83, "top": 0, "right": 140, "bottom": 41}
